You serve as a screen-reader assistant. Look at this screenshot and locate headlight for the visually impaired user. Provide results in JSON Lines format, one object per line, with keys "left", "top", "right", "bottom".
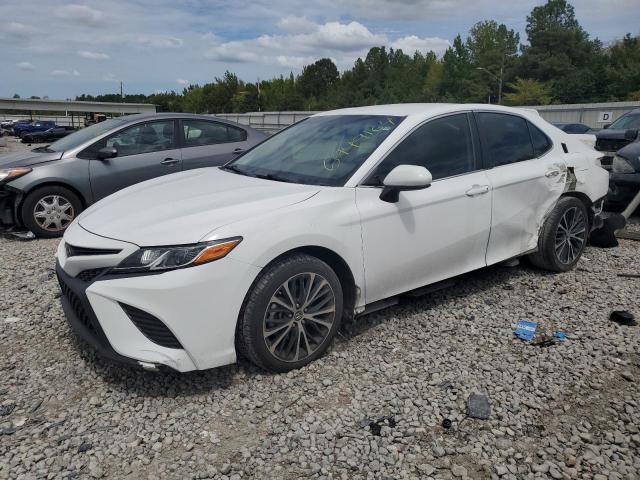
{"left": 0, "top": 167, "right": 32, "bottom": 184}
{"left": 612, "top": 155, "right": 635, "bottom": 173}
{"left": 112, "top": 237, "right": 242, "bottom": 273}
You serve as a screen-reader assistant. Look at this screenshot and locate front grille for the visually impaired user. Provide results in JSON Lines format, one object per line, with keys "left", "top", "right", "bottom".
{"left": 66, "top": 244, "right": 121, "bottom": 257}
{"left": 76, "top": 268, "right": 108, "bottom": 283}
{"left": 120, "top": 303, "right": 183, "bottom": 349}
{"left": 57, "top": 273, "right": 107, "bottom": 342}
{"left": 595, "top": 138, "right": 631, "bottom": 153}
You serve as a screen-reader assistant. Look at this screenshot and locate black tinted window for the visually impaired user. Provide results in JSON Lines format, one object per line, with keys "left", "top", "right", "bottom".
{"left": 183, "top": 120, "right": 246, "bottom": 146}
{"left": 80, "top": 121, "right": 176, "bottom": 159}
{"left": 528, "top": 122, "right": 552, "bottom": 157}
{"left": 368, "top": 114, "right": 475, "bottom": 184}
{"left": 477, "top": 113, "right": 534, "bottom": 167}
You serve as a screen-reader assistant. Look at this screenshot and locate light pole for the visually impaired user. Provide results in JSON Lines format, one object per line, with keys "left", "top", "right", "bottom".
{"left": 476, "top": 52, "right": 510, "bottom": 105}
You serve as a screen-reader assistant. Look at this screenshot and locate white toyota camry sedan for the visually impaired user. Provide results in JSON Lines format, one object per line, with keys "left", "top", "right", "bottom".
{"left": 56, "top": 104, "right": 609, "bottom": 372}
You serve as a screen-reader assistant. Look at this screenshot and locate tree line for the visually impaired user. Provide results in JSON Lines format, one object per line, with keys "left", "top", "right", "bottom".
{"left": 74, "top": 0, "right": 639, "bottom": 113}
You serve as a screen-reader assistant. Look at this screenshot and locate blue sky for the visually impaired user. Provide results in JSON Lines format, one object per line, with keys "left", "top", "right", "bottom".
{"left": 1, "top": 0, "right": 639, "bottom": 99}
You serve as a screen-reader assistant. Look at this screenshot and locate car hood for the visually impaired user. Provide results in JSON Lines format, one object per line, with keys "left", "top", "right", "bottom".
{"left": 78, "top": 168, "right": 321, "bottom": 246}
{"left": 0, "top": 148, "right": 63, "bottom": 168}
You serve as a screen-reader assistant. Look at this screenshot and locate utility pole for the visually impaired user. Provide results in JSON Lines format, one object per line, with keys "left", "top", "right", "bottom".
{"left": 120, "top": 81, "right": 123, "bottom": 100}
{"left": 477, "top": 52, "right": 509, "bottom": 105}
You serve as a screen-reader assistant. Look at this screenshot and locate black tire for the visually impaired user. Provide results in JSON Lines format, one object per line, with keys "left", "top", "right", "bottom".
{"left": 21, "top": 186, "right": 83, "bottom": 238}
{"left": 236, "top": 254, "right": 343, "bottom": 372}
{"left": 528, "top": 196, "right": 589, "bottom": 272}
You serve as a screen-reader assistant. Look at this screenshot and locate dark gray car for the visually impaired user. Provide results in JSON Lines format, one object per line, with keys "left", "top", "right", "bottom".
{"left": 0, "top": 113, "right": 266, "bottom": 237}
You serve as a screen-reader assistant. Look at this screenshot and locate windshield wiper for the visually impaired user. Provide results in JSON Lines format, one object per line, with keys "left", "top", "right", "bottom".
{"left": 220, "top": 164, "right": 252, "bottom": 177}
{"left": 32, "top": 146, "right": 55, "bottom": 153}
{"left": 252, "top": 172, "right": 296, "bottom": 184}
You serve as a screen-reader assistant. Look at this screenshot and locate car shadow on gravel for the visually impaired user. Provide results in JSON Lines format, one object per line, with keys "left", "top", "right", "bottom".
{"left": 70, "top": 261, "right": 551, "bottom": 397}
{"left": 336, "top": 261, "right": 553, "bottom": 342}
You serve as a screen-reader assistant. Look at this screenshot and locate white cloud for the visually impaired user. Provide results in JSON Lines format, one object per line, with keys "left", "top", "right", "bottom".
{"left": 16, "top": 61, "right": 35, "bottom": 71}
{"left": 78, "top": 50, "right": 110, "bottom": 60}
{"left": 134, "top": 35, "right": 183, "bottom": 48}
{"left": 103, "top": 73, "right": 118, "bottom": 82}
{"left": 205, "top": 42, "right": 260, "bottom": 62}
{"left": 56, "top": 4, "right": 104, "bottom": 25}
{"left": 391, "top": 35, "right": 450, "bottom": 55}
{"left": 276, "top": 55, "right": 318, "bottom": 68}
{"left": 278, "top": 15, "right": 317, "bottom": 32}
{"left": 205, "top": 20, "right": 389, "bottom": 68}
{"left": 176, "top": 78, "right": 189, "bottom": 85}
{"left": 50, "top": 69, "right": 79, "bottom": 76}
{"left": 2, "top": 22, "right": 37, "bottom": 38}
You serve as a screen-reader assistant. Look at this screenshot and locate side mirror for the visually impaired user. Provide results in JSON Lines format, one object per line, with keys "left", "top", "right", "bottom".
{"left": 97, "top": 146, "right": 117, "bottom": 160}
{"left": 603, "top": 123, "right": 611, "bottom": 129}
{"left": 380, "top": 165, "right": 432, "bottom": 203}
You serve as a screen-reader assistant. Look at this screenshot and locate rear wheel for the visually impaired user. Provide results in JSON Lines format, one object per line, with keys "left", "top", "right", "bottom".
{"left": 528, "top": 196, "right": 589, "bottom": 272}
{"left": 21, "top": 186, "right": 83, "bottom": 238}
{"left": 236, "top": 254, "right": 343, "bottom": 372}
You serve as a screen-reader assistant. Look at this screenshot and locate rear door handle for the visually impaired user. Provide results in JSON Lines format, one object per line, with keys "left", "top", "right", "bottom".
{"left": 465, "top": 184, "right": 490, "bottom": 196}
{"left": 232, "top": 148, "right": 245, "bottom": 154}
{"left": 161, "top": 158, "right": 179, "bottom": 166}
{"left": 545, "top": 169, "right": 561, "bottom": 177}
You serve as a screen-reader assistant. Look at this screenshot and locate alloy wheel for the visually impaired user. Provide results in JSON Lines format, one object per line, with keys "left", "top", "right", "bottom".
{"left": 554, "top": 206, "right": 586, "bottom": 264}
{"left": 33, "top": 195, "right": 75, "bottom": 232}
{"left": 263, "top": 272, "right": 336, "bottom": 363}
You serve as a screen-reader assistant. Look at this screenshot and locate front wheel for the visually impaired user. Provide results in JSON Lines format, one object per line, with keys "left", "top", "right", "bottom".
{"left": 236, "top": 254, "right": 343, "bottom": 372}
{"left": 528, "top": 196, "right": 589, "bottom": 272}
{"left": 21, "top": 186, "right": 83, "bottom": 238}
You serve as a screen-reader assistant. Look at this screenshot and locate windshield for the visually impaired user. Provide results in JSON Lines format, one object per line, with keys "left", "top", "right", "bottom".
{"left": 226, "top": 115, "right": 404, "bottom": 186}
{"left": 48, "top": 118, "right": 128, "bottom": 152}
{"left": 609, "top": 113, "right": 640, "bottom": 130}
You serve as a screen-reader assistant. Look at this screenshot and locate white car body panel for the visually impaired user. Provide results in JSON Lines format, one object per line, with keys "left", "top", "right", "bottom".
{"left": 78, "top": 168, "right": 320, "bottom": 246}
{"left": 355, "top": 170, "right": 492, "bottom": 303}
{"left": 56, "top": 103, "right": 609, "bottom": 372}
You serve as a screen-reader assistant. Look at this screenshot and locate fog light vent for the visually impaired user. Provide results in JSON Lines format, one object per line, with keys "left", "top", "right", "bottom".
{"left": 119, "top": 303, "right": 183, "bottom": 349}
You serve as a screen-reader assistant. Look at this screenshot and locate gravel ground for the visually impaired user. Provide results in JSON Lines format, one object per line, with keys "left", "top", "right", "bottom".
{"left": 0, "top": 223, "right": 639, "bottom": 479}
{"left": 0, "top": 136, "right": 32, "bottom": 154}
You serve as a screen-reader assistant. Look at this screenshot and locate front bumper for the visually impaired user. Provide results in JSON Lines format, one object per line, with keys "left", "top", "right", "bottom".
{"left": 56, "top": 226, "right": 261, "bottom": 372}
{"left": 607, "top": 172, "right": 640, "bottom": 207}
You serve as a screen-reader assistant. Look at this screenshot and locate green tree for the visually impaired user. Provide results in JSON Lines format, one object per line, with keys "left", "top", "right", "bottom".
{"left": 297, "top": 58, "right": 339, "bottom": 101}
{"left": 503, "top": 77, "right": 552, "bottom": 105}
{"left": 604, "top": 34, "right": 640, "bottom": 100}
{"left": 518, "top": 0, "right": 604, "bottom": 102}
{"left": 467, "top": 20, "right": 520, "bottom": 102}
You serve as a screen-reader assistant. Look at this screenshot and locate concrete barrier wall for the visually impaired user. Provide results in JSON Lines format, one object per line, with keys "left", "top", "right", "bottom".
{"left": 214, "top": 101, "right": 640, "bottom": 131}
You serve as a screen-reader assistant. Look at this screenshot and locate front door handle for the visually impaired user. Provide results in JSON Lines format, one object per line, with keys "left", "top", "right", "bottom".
{"left": 161, "top": 158, "right": 179, "bottom": 166}
{"left": 465, "top": 184, "right": 490, "bottom": 196}
{"left": 545, "top": 169, "right": 561, "bottom": 177}
{"left": 232, "top": 148, "right": 245, "bottom": 154}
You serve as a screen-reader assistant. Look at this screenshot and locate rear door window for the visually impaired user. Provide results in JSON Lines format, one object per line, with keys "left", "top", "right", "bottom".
{"left": 528, "top": 122, "right": 552, "bottom": 157}
{"left": 182, "top": 120, "right": 247, "bottom": 147}
{"left": 476, "top": 112, "right": 534, "bottom": 167}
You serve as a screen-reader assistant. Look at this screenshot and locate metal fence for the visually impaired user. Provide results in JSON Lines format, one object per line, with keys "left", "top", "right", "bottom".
{"left": 4, "top": 101, "right": 638, "bottom": 132}
{"left": 214, "top": 101, "right": 640, "bottom": 131}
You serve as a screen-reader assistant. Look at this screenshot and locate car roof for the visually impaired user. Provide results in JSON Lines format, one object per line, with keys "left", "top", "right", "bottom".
{"left": 114, "top": 112, "right": 257, "bottom": 130}
{"left": 314, "top": 103, "right": 540, "bottom": 121}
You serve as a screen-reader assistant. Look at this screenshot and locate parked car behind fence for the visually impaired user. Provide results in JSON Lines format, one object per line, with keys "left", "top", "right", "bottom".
{"left": 21, "top": 126, "right": 78, "bottom": 144}
{"left": 595, "top": 108, "right": 640, "bottom": 210}
{"left": 0, "top": 113, "right": 266, "bottom": 237}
